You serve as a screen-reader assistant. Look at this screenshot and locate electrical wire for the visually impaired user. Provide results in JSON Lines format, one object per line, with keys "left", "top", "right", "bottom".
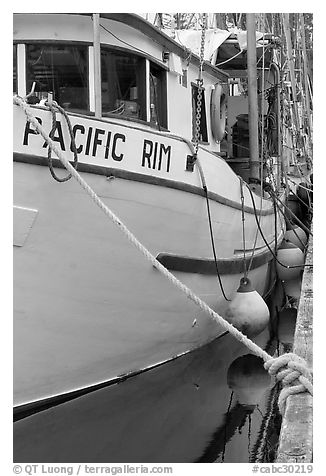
{"left": 202, "top": 183, "right": 231, "bottom": 301}
{"left": 99, "top": 23, "right": 154, "bottom": 58}
{"left": 270, "top": 189, "right": 312, "bottom": 237}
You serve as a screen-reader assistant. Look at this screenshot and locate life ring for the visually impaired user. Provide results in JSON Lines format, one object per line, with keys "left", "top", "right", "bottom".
{"left": 210, "top": 83, "right": 227, "bottom": 142}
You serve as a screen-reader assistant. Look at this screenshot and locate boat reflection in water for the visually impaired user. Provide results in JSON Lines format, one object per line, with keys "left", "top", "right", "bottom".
{"left": 14, "top": 327, "right": 274, "bottom": 463}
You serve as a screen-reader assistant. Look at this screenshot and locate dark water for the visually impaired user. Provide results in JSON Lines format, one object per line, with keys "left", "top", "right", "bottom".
{"left": 94, "top": 326, "right": 278, "bottom": 463}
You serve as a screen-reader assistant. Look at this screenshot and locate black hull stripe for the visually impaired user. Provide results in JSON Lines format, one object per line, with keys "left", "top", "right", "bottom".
{"left": 13, "top": 331, "right": 229, "bottom": 422}
{"left": 13, "top": 244, "right": 280, "bottom": 423}
{"left": 156, "top": 247, "right": 274, "bottom": 275}
{"left": 14, "top": 152, "right": 275, "bottom": 216}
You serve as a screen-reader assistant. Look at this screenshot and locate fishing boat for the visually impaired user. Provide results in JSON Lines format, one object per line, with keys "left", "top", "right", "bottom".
{"left": 13, "top": 13, "right": 287, "bottom": 461}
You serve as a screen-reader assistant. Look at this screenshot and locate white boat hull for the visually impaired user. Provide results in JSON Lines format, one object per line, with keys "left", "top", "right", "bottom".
{"left": 13, "top": 105, "right": 284, "bottom": 460}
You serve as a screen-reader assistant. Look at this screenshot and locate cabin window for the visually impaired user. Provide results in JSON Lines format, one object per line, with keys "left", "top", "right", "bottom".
{"left": 150, "top": 63, "right": 167, "bottom": 129}
{"left": 101, "top": 49, "right": 146, "bottom": 120}
{"left": 25, "top": 44, "right": 89, "bottom": 112}
{"left": 191, "top": 84, "right": 208, "bottom": 142}
{"left": 13, "top": 45, "right": 17, "bottom": 93}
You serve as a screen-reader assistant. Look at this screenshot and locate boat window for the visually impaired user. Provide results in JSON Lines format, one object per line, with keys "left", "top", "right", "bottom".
{"left": 25, "top": 44, "right": 89, "bottom": 112}
{"left": 150, "top": 63, "right": 167, "bottom": 129}
{"left": 192, "top": 85, "right": 208, "bottom": 142}
{"left": 101, "top": 49, "right": 146, "bottom": 120}
{"left": 13, "top": 45, "right": 17, "bottom": 93}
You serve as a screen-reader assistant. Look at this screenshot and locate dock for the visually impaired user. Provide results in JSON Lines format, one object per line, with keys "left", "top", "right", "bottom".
{"left": 276, "top": 224, "right": 313, "bottom": 463}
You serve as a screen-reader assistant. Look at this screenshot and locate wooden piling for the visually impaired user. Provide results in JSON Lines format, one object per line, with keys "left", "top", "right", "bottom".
{"left": 276, "top": 224, "right": 313, "bottom": 462}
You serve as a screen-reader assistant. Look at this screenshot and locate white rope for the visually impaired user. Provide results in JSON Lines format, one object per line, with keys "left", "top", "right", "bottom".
{"left": 264, "top": 353, "right": 313, "bottom": 415}
{"left": 14, "top": 95, "right": 313, "bottom": 406}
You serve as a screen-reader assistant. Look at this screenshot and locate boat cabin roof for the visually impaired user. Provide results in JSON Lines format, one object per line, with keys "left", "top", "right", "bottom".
{"left": 93, "top": 13, "right": 228, "bottom": 81}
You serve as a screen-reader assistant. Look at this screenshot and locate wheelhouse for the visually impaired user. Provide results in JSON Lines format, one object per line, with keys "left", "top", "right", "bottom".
{"left": 13, "top": 13, "right": 228, "bottom": 153}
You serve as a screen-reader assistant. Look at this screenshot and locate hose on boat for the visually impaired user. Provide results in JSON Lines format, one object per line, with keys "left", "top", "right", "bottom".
{"left": 46, "top": 100, "right": 79, "bottom": 182}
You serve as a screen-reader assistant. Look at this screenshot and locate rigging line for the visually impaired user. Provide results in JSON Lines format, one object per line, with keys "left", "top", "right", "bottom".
{"left": 216, "top": 43, "right": 272, "bottom": 69}
{"left": 286, "top": 176, "right": 313, "bottom": 189}
{"left": 286, "top": 187, "right": 313, "bottom": 213}
{"left": 246, "top": 184, "right": 312, "bottom": 269}
{"left": 270, "top": 189, "right": 312, "bottom": 237}
{"left": 260, "top": 14, "right": 266, "bottom": 192}
{"left": 99, "top": 23, "right": 156, "bottom": 58}
{"left": 216, "top": 50, "right": 242, "bottom": 67}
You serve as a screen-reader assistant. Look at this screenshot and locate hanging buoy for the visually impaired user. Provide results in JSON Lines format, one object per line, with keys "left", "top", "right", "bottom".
{"left": 227, "top": 354, "right": 271, "bottom": 407}
{"left": 278, "top": 308, "right": 297, "bottom": 345}
{"left": 285, "top": 225, "right": 307, "bottom": 251}
{"left": 225, "top": 277, "right": 270, "bottom": 337}
{"left": 276, "top": 241, "right": 304, "bottom": 281}
{"left": 283, "top": 277, "right": 302, "bottom": 300}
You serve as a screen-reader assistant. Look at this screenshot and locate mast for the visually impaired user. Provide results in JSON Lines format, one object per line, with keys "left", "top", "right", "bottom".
{"left": 246, "top": 13, "right": 260, "bottom": 183}
{"left": 299, "top": 13, "right": 313, "bottom": 140}
{"left": 282, "top": 14, "right": 300, "bottom": 134}
{"left": 93, "top": 13, "right": 102, "bottom": 118}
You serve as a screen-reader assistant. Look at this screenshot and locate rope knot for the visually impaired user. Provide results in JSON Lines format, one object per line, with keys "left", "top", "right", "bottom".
{"left": 264, "top": 353, "right": 313, "bottom": 415}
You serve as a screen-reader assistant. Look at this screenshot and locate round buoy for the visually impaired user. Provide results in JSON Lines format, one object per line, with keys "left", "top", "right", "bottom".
{"left": 283, "top": 277, "right": 302, "bottom": 299}
{"left": 276, "top": 241, "right": 304, "bottom": 281}
{"left": 225, "top": 277, "right": 270, "bottom": 337}
{"left": 227, "top": 354, "right": 271, "bottom": 407}
{"left": 285, "top": 225, "right": 307, "bottom": 251}
{"left": 278, "top": 308, "right": 297, "bottom": 345}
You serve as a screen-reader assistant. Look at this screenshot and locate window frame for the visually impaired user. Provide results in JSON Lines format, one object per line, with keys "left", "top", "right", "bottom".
{"left": 149, "top": 61, "right": 168, "bottom": 130}
{"left": 13, "top": 39, "right": 169, "bottom": 129}
{"left": 24, "top": 41, "right": 90, "bottom": 113}
{"left": 100, "top": 45, "right": 168, "bottom": 130}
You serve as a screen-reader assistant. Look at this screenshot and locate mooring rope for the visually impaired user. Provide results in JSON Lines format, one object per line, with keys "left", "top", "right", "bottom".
{"left": 13, "top": 95, "right": 313, "bottom": 411}
{"left": 264, "top": 353, "right": 313, "bottom": 415}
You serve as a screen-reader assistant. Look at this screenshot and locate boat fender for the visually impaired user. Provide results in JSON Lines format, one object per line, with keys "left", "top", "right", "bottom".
{"left": 284, "top": 225, "right": 307, "bottom": 251}
{"left": 210, "top": 83, "right": 226, "bottom": 142}
{"left": 225, "top": 277, "right": 270, "bottom": 337}
{"left": 227, "top": 354, "right": 271, "bottom": 407}
{"left": 276, "top": 241, "right": 304, "bottom": 281}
